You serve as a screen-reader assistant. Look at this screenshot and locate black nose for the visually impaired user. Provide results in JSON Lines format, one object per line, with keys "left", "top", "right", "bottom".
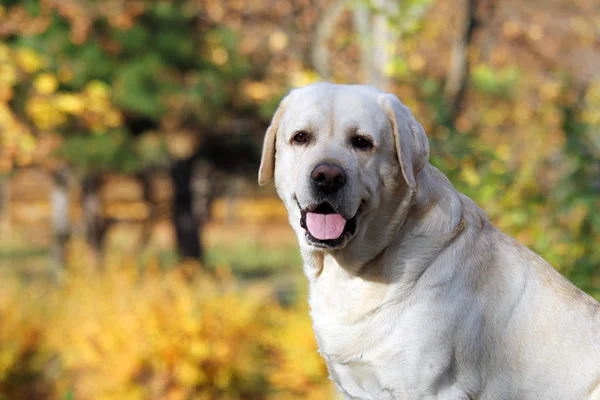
{"left": 311, "top": 163, "right": 346, "bottom": 193}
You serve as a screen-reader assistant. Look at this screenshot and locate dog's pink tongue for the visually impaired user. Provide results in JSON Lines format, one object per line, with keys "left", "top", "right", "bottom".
{"left": 306, "top": 212, "right": 346, "bottom": 240}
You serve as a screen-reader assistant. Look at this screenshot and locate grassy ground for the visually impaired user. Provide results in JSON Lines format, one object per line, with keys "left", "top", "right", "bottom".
{"left": 204, "top": 222, "right": 301, "bottom": 278}
{"left": 0, "top": 221, "right": 299, "bottom": 270}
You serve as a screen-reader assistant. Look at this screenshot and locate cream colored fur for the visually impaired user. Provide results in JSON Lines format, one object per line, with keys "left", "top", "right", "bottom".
{"left": 259, "top": 83, "right": 600, "bottom": 400}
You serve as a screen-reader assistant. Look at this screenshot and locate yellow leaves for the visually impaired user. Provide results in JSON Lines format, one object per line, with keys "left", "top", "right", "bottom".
{"left": 585, "top": 81, "right": 600, "bottom": 104}
{"left": 105, "top": 109, "right": 123, "bottom": 127}
{"left": 408, "top": 54, "right": 425, "bottom": 72}
{"left": 539, "top": 81, "right": 560, "bottom": 101}
{"left": 460, "top": 163, "right": 481, "bottom": 187}
{"left": 211, "top": 47, "right": 229, "bottom": 66}
{"left": 0, "top": 46, "right": 106, "bottom": 167}
{"left": 582, "top": 109, "right": 600, "bottom": 126}
{"left": 489, "top": 46, "right": 510, "bottom": 66}
{"left": 384, "top": 61, "right": 396, "bottom": 78}
{"left": 20, "top": 77, "right": 123, "bottom": 133}
{"left": 489, "top": 159, "right": 507, "bottom": 175}
{"left": 0, "top": 85, "right": 14, "bottom": 102}
{"left": 213, "top": 340, "right": 232, "bottom": 360}
{"left": 0, "top": 264, "right": 329, "bottom": 399}
{"left": 482, "top": 108, "right": 506, "bottom": 127}
{"left": 55, "top": 93, "right": 85, "bottom": 115}
{"left": 243, "top": 80, "right": 271, "bottom": 101}
{"left": 0, "top": 43, "right": 9, "bottom": 61}
{"left": 215, "top": 369, "right": 232, "bottom": 389}
{"left": 583, "top": 81, "right": 600, "bottom": 126}
{"left": 563, "top": 203, "right": 589, "bottom": 232}
{"left": 25, "top": 96, "right": 67, "bottom": 130}
{"left": 176, "top": 361, "right": 204, "bottom": 387}
{"left": 0, "top": 103, "right": 37, "bottom": 168}
{"left": 19, "top": 133, "right": 36, "bottom": 153}
{"left": 206, "top": 1, "right": 226, "bottom": 21}
{"left": 239, "top": 35, "right": 259, "bottom": 54}
{"left": 0, "top": 64, "right": 17, "bottom": 87}
{"left": 527, "top": 24, "right": 544, "bottom": 41}
{"left": 266, "top": 307, "right": 331, "bottom": 398}
{"left": 290, "top": 69, "right": 320, "bottom": 88}
{"left": 569, "top": 16, "right": 591, "bottom": 35}
{"left": 102, "top": 202, "right": 150, "bottom": 220}
{"left": 269, "top": 30, "right": 289, "bottom": 52}
{"left": 0, "top": 274, "right": 45, "bottom": 385}
{"left": 85, "top": 80, "right": 111, "bottom": 99}
{"left": 15, "top": 47, "right": 45, "bottom": 73}
{"left": 502, "top": 20, "right": 521, "bottom": 39}
{"left": 33, "top": 72, "right": 59, "bottom": 94}
{"left": 189, "top": 340, "right": 210, "bottom": 361}
{"left": 165, "top": 130, "right": 200, "bottom": 159}
{"left": 495, "top": 144, "right": 511, "bottom": 162}
{"left": 0, "top": 49, "right": 17, "bottom": 102}
{"left": 513, "top": 104, "right": 532, "bottom": 124}
{"left": 455, "top": 116, "right": 473, "bottom": 133}
{"left": 0, "top": 349, "right": 17, "bottom": 381}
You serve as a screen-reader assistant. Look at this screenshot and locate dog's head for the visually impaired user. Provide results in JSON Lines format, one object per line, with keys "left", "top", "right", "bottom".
{"left": 259, "top": 83, "right": 429, "bottom": 254}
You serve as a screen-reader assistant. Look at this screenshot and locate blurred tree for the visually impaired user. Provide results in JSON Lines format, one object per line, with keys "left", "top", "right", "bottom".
{"left": 0, "top": 0, "right": 273, "bottom": 264}
{"left": 309, "top": 0, "right": 598, "bottom": 296}
{"left": 50, "top": 167, "right": 70, "bottom": 277}
{"left": 312, "top": 0, "right": 345, "bottom": 81}
{"left": 0, "top": 0, "right": 597, "bottom": 293}
{"left": 444, "top": 0, "right": 497, "bottom": 124}
{"left": 408, "top": 0, "right": 600, "bottom": 296}
{"left": 312, "top": 0, "right": 432, "bottom": 87}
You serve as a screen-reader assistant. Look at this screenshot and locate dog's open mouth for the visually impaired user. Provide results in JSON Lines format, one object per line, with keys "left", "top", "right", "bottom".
{"left": 299, "top": 202, "right": 357, "bottom": 248}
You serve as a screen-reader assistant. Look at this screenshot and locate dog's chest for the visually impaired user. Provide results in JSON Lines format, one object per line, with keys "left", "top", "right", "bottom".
{"left": 324, "top": 357, "right": 396, "bottom": 400}
{"left": 309, "top": 278, "right": 461, "bottom": 399}
{"left": 310, "top": 297, "right": 404, "bottom": 399}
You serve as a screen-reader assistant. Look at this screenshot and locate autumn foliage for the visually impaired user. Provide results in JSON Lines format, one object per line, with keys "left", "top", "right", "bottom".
{"left": 0, "top": 258, "right": 333, "bottom": 399}
{"left": 0, "top": 0, "right": 598, "bottom": 397}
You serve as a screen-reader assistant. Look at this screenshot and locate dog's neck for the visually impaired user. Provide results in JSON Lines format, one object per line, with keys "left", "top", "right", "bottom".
{"left": 302, "top": 165, "right": 468, "bottom": 322}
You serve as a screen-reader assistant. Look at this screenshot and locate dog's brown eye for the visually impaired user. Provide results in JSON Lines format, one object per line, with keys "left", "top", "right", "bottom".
{"left": 351, "top": 136, "right": 373, "bottom": 150}
{"left": 293, "top": 131, "right": 308, "bottom": 143}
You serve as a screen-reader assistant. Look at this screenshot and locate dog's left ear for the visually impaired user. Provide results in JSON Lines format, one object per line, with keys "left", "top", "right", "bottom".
{"left": 258, "top": 95, "right": 290, "bottom": 186}
{"left": 379, "top": 94, "right": 430, "bottom": 192}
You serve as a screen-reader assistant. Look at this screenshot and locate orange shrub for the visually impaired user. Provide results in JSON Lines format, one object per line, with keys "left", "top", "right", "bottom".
{"left": 0, "top": 274, "right": 49, "bottom": 399}
{"left": 0, "top": 263, "right": 334, "bottom": 399}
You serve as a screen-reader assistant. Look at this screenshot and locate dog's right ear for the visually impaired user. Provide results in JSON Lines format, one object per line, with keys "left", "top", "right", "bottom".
{"left": 258, "top": 95, "right": 290, "bottom": 186}
{"left": 378, "top": 93, "right": 430, "bottom": 193}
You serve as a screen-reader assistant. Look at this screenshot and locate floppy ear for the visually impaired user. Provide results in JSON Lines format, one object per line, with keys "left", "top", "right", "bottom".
{"left": 379, "top": 94, "right": 430, "bottom": 192}
{"left": 258, "top": 96, "right": 290, "bottom": 186}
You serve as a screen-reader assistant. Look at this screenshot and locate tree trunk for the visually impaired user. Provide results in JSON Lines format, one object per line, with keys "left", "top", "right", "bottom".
{"left": 312, "top": 0, "right": 345, "bottom": 80}
{"left": 191, "top": 160, "right": 216, "bottom": 225}
{"left": 51, "top": 168, "right": 71, "bottom": 279}
{"left": 311, "top": 0, "right": 400, "bottom": 88}
{"left": 170, "top": 157, "right": 202, "bottom": 261}
{"left": 352, "top": 0, "right": 399, "bottom": 89}
{"left": 352, "top": 4, "right": 371, "bottom": 82}
{"left": 369, "top": 0, "right": 398, "bottom": 89}
{"left": 139, "top": 170, "right": 154, "bottom": 254}
{"left": 82, "top": 174, "right": 106, "bottom": 267}
{"left": 444, "top": 0, "right": 483, "bottom": 124}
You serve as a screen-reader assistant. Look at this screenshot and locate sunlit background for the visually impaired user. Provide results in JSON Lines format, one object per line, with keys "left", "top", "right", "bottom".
{"left": 0, "top": 0, "right": 598, "bottom": 398}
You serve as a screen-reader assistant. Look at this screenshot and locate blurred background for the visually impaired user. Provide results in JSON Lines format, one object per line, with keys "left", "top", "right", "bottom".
{"left": 0, "top": 0, "right": 598, "bottom": 398}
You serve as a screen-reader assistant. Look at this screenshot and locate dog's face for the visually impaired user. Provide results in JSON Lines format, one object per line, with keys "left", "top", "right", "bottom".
{"left": 259, "top": 83, "right": 429, "bottom": 255}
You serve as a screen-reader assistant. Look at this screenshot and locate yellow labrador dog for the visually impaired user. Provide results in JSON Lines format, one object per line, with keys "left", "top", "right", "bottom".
{"left": 258, "top": 83, "right": 600, "bottom": 400}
